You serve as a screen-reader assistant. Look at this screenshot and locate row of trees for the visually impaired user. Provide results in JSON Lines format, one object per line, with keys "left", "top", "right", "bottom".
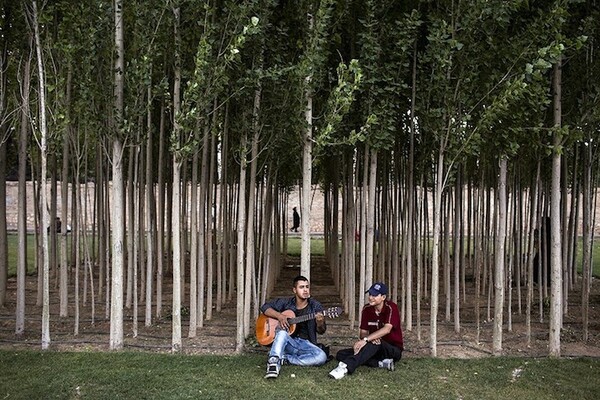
{"left": 0, "top": 0, "right": 599, "bottom": 356}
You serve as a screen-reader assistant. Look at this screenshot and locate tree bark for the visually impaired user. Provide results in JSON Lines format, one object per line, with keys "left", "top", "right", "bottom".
{"left": 59, "top": 66, "right": 72, "bottom": 317}
{"left": 300, "top": 11, "right": 314, "bottom": 280}
{"left": 171, "top": 161, "right": 183, "bottom": 352}
{"left": 236, "top": 132, "right": 248, "bottom": 353}
{"left": 109, "top": 0, "right": 125, "bottom": 351}
{"left": 430, "top": 148, "right": 444, "bottom": 357}
{"left": 549, "top": 59, "right": 563, "bottom": 357}
{"left": 493, "top": 157, "right": 507, "bottom": 355}
{"left": 32, "top": 0, "right": 51, "bottom": 350}
{"left": 15, "top": 46, "right": 31, "bottom": 335}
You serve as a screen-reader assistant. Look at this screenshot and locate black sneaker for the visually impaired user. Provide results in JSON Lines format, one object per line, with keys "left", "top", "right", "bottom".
{"left": 264, "top": 356, "right": 280, "bottom": 379}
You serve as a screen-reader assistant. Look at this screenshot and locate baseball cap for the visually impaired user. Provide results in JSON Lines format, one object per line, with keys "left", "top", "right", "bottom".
{"left": 366, "top": 282, "right": 388, "bottom": 296}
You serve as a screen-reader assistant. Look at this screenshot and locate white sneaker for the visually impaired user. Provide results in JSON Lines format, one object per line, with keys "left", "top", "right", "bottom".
{"left": 378, "top": 358, "right": 395, "bottom": 371}
{"left": 329, "top": 361, "right": 348, "bottom": 379}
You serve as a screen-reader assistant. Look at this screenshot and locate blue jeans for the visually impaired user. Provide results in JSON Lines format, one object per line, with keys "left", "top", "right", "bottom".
{"left": 269, "top": 330, "right": 327, "bottom": 366}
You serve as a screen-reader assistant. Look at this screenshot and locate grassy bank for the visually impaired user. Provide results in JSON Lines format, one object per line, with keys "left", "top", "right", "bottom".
{"left": 1, "top": 350, "right": 598, "bottom": 399}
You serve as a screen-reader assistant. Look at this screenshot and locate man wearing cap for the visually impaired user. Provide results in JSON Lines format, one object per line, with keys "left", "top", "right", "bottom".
{"left": 329, "top": 282, "right": 403, "bottom": 379}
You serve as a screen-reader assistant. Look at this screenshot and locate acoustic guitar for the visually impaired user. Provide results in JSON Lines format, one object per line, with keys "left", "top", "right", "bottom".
{"left": 255, "top": 306, "right": 342, "bottom": 346}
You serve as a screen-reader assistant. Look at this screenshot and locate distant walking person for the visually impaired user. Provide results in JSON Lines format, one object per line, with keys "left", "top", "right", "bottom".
{"left": 291, "top": 207, "right": 300, "bottom": 232}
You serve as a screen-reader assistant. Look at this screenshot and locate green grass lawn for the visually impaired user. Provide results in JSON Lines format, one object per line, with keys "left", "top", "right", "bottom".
{"left": 0, "top": 350, "right": 598, "bottom": 399}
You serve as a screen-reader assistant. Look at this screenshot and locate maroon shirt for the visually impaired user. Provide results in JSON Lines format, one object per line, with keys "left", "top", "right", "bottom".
{"left": 359, "top": 300, "right": 403, "bottom": 350}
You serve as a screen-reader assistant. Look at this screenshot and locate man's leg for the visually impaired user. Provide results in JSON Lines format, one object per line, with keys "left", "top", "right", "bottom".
{"left": 265, "top": 330, "right": 291, "bottom": 378}
{"left": 334, "top": 343, "right": 380, "bottom": 374}
{"left": 283, "top": 338, "right": 327, "bottom": 366}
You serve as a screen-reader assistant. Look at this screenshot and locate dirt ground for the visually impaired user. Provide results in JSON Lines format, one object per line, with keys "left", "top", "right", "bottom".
{"left": 1, "top": 255, "right": 599, "bottom": 360}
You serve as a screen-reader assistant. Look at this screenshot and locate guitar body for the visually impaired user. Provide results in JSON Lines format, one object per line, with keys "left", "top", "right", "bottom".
{"left": 255, "top": 306, "right": 343, "bottom": 346}
{"left": 256, "top": 309, "right": 297, "bottom": 346}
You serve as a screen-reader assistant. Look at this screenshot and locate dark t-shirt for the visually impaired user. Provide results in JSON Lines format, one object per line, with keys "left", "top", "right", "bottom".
{"left": 359, "top": 300, "right": 403, "bottom": 349}
{"left": 291, "top": 306, "right": 310, "bottom": 340}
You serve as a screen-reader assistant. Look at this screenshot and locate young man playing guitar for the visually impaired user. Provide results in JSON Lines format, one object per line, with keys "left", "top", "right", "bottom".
{"left": 260, "top": 275, "right": 328, "bottom": 379}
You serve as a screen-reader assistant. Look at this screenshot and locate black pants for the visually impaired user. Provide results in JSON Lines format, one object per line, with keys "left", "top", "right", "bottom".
{"left": 335, "top": 341, "right": 402, "bottom": 374}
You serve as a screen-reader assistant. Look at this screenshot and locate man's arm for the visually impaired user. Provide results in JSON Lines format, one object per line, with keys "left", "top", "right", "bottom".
{"left": 353, "top": 324, "right": 393, "bottom": 354}
{"left": 262, "top": 307, "right": 291, "bottom": 330}
{"left": 316, "top": 313, "right": 326, "bottom": 334}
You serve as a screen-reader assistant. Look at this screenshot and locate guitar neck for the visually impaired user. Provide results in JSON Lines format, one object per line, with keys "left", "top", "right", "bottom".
{"left": 288, "top": 312, "right": 318, "bottom": 325}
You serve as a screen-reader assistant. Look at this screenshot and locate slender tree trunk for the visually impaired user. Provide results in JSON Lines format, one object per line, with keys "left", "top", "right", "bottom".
{"left": 188, "top": 151, "right": 199, "bottom": 337}
{"left": 170, "top": 4, "right": 182, "bottom": 353}
{"left": 145, "top": 92, "right": 155, "bottom": 327}
{"left": 171, "top": 161, "right": 183, "bottom": 352}
{"left": 581, "top": 142, "right": 592, "bottom": 341}
{"left": 206, "top": 118, "right": 217, "bottom": 320}
{"left": 358, "top": 148, "right": 368, "bottom": 314}
{"left": 245, "top": 85, "right": 261, "bottom": 338}
{"left": 0, "top": 159, "right": 5, "bottom": 306}
{"left": 156, "top": 98, "right": 166, "bottom": 319}
{"left": 430, "top": 148, "right": 444, "bottom": 357}
{"left": 453, "top": 173, "right": 461, "bottom": 333}
{"left": 144, "top": 133, "right": 154, "bottom": 325}
{"left": 15, "top": 46, "right": 31, "bottom": 334}
{"left": 126, "top": 147, "right": 134, "bottom": 309}
{"left": 365, "top": 147, "right": 377, "bottom": 292}
{"left": 109, "top": 0, "right": 125, "bottom": 351}
{"left": 301, "top": 85, "right": 313, "bottom": 279}
{"left": 217, "top": 103, "right": 230, "bottom": 311}
{"left": 197, "top": 124, "right": 210, "bottom": 328}
{"left": 32, "top": 0, "right": 51, "bottom": 350}
{"left": 345, "top": 153, "right": 356, "bottom": 327}
{"left": 0, "top": 41, "right": 7, "bottom": 307}
{"left": 236, "top": 132, "right": 248, "bottom": 353}
{"left": 526, "top": 163, "right": 540, "bottom": 345}
{"left": 405, "top": 43, "right": 417, "bottom": 331}
{"left": 549, "top": 59, "right": 563, "bottom": 357}
{"left": 493, "top": 157, "right": 507, "bottom": 355}
{"left": 59, "top": 66, "right": 72, "bottom": 317}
